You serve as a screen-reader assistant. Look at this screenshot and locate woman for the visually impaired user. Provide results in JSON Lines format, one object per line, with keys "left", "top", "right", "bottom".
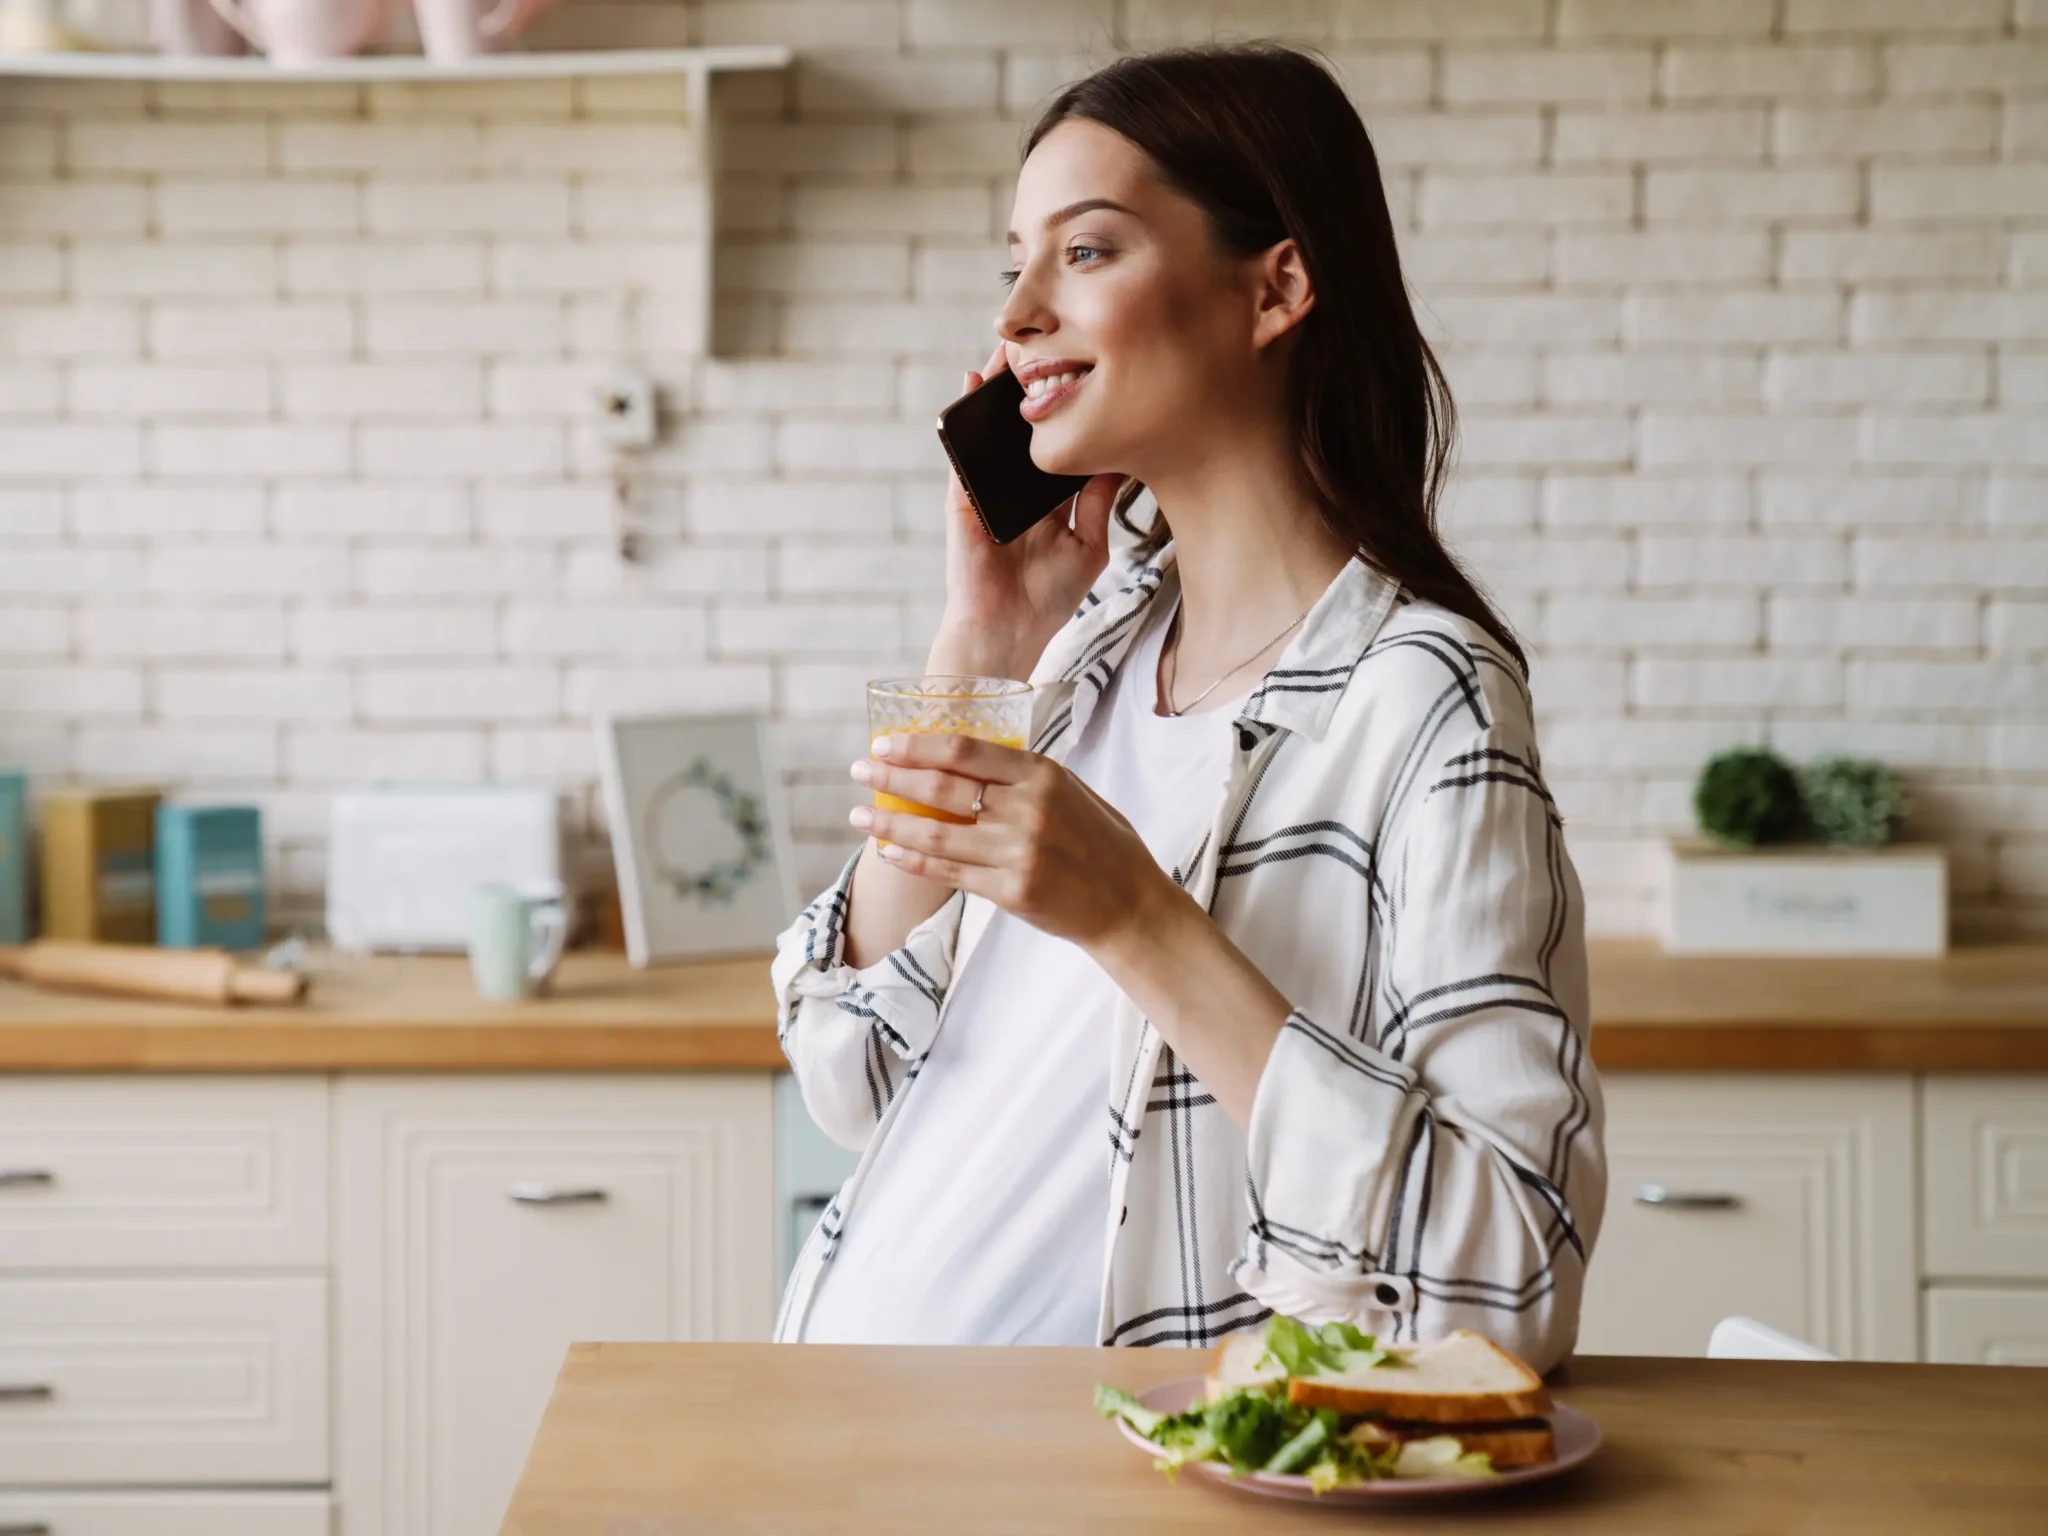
{"left": 771, "top": 43, "right": 1605, "bottom": 1372}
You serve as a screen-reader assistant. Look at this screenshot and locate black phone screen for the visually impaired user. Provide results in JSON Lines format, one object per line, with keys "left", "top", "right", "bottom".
{"left": 935, "top": 369, "right": 1093, "bottom": 544}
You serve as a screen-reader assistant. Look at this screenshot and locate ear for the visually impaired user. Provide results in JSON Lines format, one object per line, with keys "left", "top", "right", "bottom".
{"left": 1250, "top": 237, "right": 1315, "bottom": 351}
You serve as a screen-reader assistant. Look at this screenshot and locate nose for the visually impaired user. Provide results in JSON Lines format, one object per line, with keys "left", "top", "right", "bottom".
{"left": 996, "top": 253, "right": 1054, "bottom": 347}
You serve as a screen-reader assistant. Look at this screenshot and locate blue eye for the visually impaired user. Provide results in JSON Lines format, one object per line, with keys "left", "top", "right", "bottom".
{"left": 1067, "top": 245, "right": 1105, "bottom": 265}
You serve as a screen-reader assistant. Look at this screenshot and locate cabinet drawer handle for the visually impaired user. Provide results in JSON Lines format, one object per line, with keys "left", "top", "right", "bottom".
{"left": 0, "top": 1169, "right": 54, "bottom": 1189}
{"left": 0, "top": 1523, "right": 53, "bottom": 1535}
{"left": 508, "top": 1183, "right": 608, "bottom": 1206}
{"left": 0, "top": 1383, "right": 54, "bottom": 1403}
{"left": 1636, "top": 1182, "right": 1741, "bottom": 1211}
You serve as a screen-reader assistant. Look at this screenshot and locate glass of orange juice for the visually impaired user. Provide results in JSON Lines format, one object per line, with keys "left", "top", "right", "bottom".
{"left": 864, "top": 676, "right": 1033, "bottom": 824}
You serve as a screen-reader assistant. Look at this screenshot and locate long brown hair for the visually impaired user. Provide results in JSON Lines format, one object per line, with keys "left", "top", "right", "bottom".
{"left": 1027, "top": 43, "right": 1526, "bottom": 675}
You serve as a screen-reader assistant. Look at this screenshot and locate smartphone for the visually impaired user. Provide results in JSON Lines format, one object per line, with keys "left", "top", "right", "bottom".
{"left": 935, "top": 368, "right": 1093, "bottom": 544}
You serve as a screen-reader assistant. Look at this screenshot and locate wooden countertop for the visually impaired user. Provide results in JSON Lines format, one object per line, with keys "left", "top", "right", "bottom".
{"left": 1, "top": 940, "right": 2044, "bottom": 1073}
{"left": 1586, "top": 941, "right": 2048, "bottom": 1070}
{"left": 0, "top": 949, "right": 787, "bottom": 1072}
{"left": 501, "top": 1342, "right": 2048, "bottom": 1536}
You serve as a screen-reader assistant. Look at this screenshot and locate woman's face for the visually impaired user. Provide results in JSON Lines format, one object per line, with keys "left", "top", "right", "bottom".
{"left": 999, "top": 119, "right": 1290, "bottom": 479}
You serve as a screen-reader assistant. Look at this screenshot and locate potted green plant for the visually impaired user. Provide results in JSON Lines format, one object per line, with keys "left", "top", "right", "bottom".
{"left": 1663, "top": 748, "right": 1945, "bottom": 957}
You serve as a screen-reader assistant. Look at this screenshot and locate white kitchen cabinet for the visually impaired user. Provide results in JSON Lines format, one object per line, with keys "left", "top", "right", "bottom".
{"left": 1923, "top": 1077, "right": 2048, "bottom": 1280}
{"left": 0, "top": 1077, "right": 327, "bottom": 1270}
{"left": 0, "top": 1492, "right": 331, "bottom": 1536}
{"left": 0, "top": 1277, "right": 328, "bottom": 1486}
{"left": 1924, "top": 1286, "right": 2048, "bottom": 1366}
{"left": 1578, "top": 1074, "right": 1917, "bottom": 1362}
{"left": 335, "top": 1075, "right": 776, "bottom": 1536}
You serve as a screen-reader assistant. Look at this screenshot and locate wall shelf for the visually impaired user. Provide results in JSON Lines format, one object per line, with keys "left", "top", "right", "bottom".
{"left": 0, "top": 44, "right": 792, "bottom": 358}
{"left": 0, "top": 44, "right": 790, "bottom": 83}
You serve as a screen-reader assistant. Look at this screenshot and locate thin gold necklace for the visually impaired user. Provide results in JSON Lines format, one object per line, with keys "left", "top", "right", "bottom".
{"left": 1160, "top": 601, "right": 1310, "bottom": 717}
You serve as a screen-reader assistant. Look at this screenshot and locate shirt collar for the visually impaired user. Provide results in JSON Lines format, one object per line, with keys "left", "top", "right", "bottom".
{"left": 1240, "top": 552, "right": 1402, "bottom": 741}
{"left": 1044, "top": 544, "right": 1402, "bottom": 745}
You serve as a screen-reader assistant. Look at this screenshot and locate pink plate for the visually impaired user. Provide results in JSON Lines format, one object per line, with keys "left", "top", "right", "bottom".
{"left": 1113, "top": 1377, "right": 1601, "bottom": 1505}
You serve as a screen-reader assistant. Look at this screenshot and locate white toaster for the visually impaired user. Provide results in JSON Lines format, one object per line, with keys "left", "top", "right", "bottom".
{"left": 326, "top": 786, "right": 569, "bottom": 953}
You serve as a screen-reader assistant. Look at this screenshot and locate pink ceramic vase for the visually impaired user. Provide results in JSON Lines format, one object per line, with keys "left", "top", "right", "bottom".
{"left": 206, "top": 0, "right": 391, "bottom": 67}
{"left": 411, "top": 0, "right": 556, "bottom": 61}
{"left": 151, "top": 0, "right": 245, "bottom": 56}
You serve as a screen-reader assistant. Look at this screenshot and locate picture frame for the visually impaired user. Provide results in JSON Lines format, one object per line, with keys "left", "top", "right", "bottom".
{"left": 593, "top": 712, "right": 798, "bottom": 967}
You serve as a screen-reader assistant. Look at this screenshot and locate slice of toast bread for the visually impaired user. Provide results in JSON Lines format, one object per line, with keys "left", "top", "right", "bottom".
{"left": 1209, "top": 1327, "right": 1553, "bottom": 1425}
{"left": 1205, "top": 1330, "right": 1284, "bottom": 1402}
{"left": 1459, "top": 1425, "right": 1554, "bottom": 1468}
{"left": 1424, "top": 1423, "right": 1556, "bottom": 1468}
{"left": 1354, "top": 1419, "right": 1558, "bottom": 1469}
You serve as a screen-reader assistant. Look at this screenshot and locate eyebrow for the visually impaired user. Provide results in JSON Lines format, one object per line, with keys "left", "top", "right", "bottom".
{"left": 1005, "top": 197, "right": 1140, "bottom": 245}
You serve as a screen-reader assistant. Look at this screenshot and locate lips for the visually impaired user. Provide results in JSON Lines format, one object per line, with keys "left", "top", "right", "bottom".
{"left": 1016, "top": 361, "right": 1092, "bottom": 423}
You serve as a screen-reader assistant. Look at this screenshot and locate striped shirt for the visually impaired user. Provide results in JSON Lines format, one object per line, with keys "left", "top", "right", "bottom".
{"left": 771, "top": 543, "right": 1605, "bottom": 1372}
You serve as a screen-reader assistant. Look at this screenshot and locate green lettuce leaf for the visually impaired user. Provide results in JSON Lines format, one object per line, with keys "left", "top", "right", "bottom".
{"left": 1150, "top": 1404, "right": 1213, "bottom": 1452}
{"left": 1204, "top": 1386, "right": 1299, "bottom": 1472}
{"left": 1256, "top": 1314, "right": 1402, "bottom": 1377}
{"left": 1151, "top": 1425, "right": 1219, "bottom": 1483}
{"left": 1306, "top": 1457, "right": 1356, "bottom": 1494}
{"left": 1257, "top": 1315, "right": 1325, "bottom": 1377}
{"left": 1262, "top": 1410, "right": 1339, "bottom": 1474}
{"left": 1317, "top": 1320, "right": 1375, "bottom": 1352}
{"left": 1092, "top": 1382, "right": 1162, "bottom": 1437}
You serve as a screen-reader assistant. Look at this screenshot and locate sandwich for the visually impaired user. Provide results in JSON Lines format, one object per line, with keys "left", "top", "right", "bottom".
{"left": 1207, "top": 1321, "right": 1555, "bottom": 1470}
{"left": 1097, "top": 1314, "right": 1554, "bottom": 1492}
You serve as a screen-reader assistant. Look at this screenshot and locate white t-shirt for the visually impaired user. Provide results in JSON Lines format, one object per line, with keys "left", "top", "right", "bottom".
{"left": 800, "top": 603, "right": 1242, "bottom": 1345}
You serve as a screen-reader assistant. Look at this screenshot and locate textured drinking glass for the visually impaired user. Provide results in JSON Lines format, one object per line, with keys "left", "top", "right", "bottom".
{"left": 865, "top": 676, "right": 1034, "bottom": 824}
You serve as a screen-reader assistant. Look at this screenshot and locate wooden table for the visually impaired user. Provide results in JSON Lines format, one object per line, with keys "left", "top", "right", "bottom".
{"left": 500, "top": 1342, "right": 2048, "bottom": 1535}
{"left": 503, "top": 1343, "right": 2048, "bottom": 1536}
{"left": 1, "top": 941, "right": 2045, "bottom": 1073}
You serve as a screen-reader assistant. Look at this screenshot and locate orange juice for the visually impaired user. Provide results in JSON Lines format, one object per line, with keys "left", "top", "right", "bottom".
{"left": 866, "top": 677, "right": 1034, "bottom": 836}
{"left": 871, "top": 730, "right": 1027, "bottom": 824}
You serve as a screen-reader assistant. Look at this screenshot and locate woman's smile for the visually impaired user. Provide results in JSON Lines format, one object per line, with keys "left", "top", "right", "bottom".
{"left": 1014, "top": 356, "right": 1096, "bottom": 422}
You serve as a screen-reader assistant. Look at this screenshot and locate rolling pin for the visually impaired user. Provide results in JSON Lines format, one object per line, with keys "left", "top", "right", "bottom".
{"left": 0, "top": 940, "right": 308, "bottom": 1006}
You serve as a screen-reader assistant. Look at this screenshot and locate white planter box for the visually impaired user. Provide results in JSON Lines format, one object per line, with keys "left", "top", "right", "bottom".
{"left": 1659, "top": 839, "right": 1947, "bottom": 957}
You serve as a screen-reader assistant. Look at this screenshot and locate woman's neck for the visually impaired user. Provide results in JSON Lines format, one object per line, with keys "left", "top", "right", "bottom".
{"left": 1142, "top": 417, "right": 1353, "bottom": 686}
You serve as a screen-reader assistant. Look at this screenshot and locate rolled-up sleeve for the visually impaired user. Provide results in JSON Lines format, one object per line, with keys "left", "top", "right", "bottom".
{"left": 1229, "top": 727, "right": 1604, "bottom": 1374}
{"left": 769, "top": 851, "right": 967, "bottom": 1152}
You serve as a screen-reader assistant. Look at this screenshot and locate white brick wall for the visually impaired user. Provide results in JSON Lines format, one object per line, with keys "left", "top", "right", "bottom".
{"left": 1, "top": 0, "right": 2044, "bottom": 939}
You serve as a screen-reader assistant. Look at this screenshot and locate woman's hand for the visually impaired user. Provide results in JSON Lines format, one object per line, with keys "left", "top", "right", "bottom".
{"left": 929, "top": 345, "right": 1129, "bottom": 682}
{"left": 848, "top": 732, "right": 1179, "bottom": 954}
{"left": 847, "top": 730, "right": 1292, "bottom": 1125}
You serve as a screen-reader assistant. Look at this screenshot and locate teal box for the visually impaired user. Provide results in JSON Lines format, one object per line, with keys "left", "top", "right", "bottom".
{"left": 0, "top": 770, "right": 25, "bottom": 944}
{"left": 155, "top": 804, "right": 264, "bottom": 951}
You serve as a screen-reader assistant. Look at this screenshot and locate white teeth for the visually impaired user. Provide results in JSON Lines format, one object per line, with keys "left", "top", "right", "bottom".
{"left": 1025, "top": 371, "right": 1083, "bottom": 399}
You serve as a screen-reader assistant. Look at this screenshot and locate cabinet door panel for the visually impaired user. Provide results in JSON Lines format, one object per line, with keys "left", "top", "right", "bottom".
{"left": 0, "top": 1492, "right": 330, "bottom": 1536}
{"left": 1924, "top": 1286, "right": 2048, "bottom": 1366}
{"left": 0, "top": 1277, "right": 327, "bottom": 1485}
{"left": 1578, "top": 1074, "right": 1915, "bottom": 1362}
{"left": 336, "top": 1075, "right": 774, "bottom": 1536}
{"left": 1923, "top": 1077, "right": 2048, "bottom": 1280}
{"left": 0, "top": 1077, "right": 326, "bottom": 1270}
{"left": 428, "top": 1158, "right": 681, "bottom": 1532}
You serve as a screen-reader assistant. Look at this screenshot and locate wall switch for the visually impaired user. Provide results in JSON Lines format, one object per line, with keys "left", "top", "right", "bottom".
{"left": 596, "top": 368, "right": 658, "bottom": 449}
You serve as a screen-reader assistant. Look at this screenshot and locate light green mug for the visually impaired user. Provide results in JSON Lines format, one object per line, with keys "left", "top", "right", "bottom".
{"left": 468, "top": 880, "right": 568, "bottom": 1002}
